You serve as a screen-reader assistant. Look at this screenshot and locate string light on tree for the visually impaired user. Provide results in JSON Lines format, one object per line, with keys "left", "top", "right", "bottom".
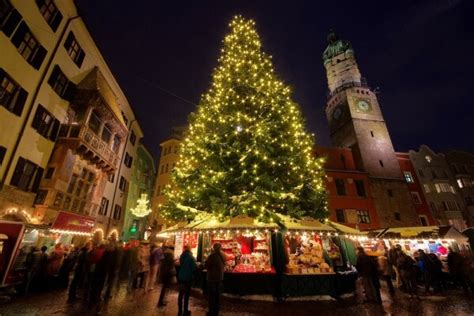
{"left": 130, "top": 193, "right": 152, "bottom": 218}
{"left": 163, "top": 15, "right": 328, "bottom": 223}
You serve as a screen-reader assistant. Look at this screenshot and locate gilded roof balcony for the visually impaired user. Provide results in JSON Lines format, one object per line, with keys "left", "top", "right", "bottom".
{"left": 57, "top": 67, "right": 128, "bottom": 172}
{"left": 57, "top": 122, "right": 119, "bottom": 172}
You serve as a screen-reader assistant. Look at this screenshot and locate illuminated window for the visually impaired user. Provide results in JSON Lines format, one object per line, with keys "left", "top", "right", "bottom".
{"left": 425, "top": 155, "right": 432, "bottom": 163}
{"left": 423, "top": 184, "right": 430, "bottom": 193}
{"left": 404, "top": 171, "right": 414, "bottom": 183}
{"left": 357, "top": 210, "right": 371, "bottom": 224}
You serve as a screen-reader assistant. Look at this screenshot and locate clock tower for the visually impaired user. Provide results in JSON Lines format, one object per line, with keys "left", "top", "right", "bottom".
{"left": 323, "top": 31, "right": 419, "bottom": 227}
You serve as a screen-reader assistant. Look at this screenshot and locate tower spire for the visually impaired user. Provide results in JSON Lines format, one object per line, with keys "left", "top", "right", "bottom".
{"left": 322, "top": 31, "right": 360, "bottom": 93}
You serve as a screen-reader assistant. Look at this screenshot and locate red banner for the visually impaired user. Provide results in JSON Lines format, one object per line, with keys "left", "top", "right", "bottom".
{"left": 51, "top": 211, "right": 95, "bottom": 234}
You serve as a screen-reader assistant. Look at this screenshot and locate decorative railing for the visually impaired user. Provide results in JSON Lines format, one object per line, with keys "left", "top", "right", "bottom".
{"left": 58, "top": 124, "right": 119, "bottom": 168}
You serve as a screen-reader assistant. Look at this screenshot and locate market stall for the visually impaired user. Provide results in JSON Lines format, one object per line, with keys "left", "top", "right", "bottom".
{"left": 364, "top": 225, "right": 471, "bottom": 257}
{"left": 162, "top": 215, "right": 359, "bottom": 298}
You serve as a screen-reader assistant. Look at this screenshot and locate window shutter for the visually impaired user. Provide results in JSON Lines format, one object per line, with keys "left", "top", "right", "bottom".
{"left": 0, "top": 68, "right": 5, "bottom": 83}
{"left": 10, "top": 157, "right": 26, "bottom": 186}
{"left": 47, "top": 65, "right": 60, "bottom": 86}
{"left": 49, "top": 118, "right": 60, "bottom": 141}
{"left": 12, "top": 87, "right": 28, "bottom": 117}
{"left": 64, "top": 32, "right": 73, "bottom": 49}
{"left": 31, "top": 166, "right": 44, "bottom": 193}
{"left": 63, "top": 82, "right": 76, "bottom": 101}
{"left": 31, "top": 104, "right": 44, "bottom": 130}
{"left": 30, "top": 45, "right": 47, "bottom": 70}
{"left": 11, "top": 21, "right": 28, "bottom": 48}
{"left": 1, "top": 9, "right": 21, "bottom": 37}
{"left": 75, "top": 50, "right": 85, "bottom": 68}
{"left": 50, "top": 11, "right": 63, "bottom": 32}
{"left": 0, "top": 146, "right": 6, "bottom": 165}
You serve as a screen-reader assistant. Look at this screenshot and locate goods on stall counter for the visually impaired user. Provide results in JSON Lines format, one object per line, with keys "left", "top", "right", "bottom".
{"left": 286, "top": 238, "right": 333, "bottom": 274}
{"left": 209, "top": 233, "right": 272, "bottom": 273}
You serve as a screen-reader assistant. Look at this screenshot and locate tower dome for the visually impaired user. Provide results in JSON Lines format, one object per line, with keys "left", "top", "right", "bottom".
{"left": 322, "top": 30, "right": 354, "bottom": 65}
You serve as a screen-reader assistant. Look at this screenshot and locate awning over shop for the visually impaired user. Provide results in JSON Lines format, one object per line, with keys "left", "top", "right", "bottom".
{"left": 277, "top": 214, "right": 336, "bottom": 232}
{"left": 50, "top": 211, "right": 95, "bottom": 235}
{"left": 328, "top": 221, "right": 366, "bottom": 235}
{"left": 372, "top": 225, "right": 469, "bottom": 242}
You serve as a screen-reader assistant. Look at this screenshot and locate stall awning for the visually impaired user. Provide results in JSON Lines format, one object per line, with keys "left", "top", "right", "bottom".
{"left": 51, "top": 211, "right": 95, "bottom": 235}
{"left": 328, "top": 222, "right": 366, "bottom": 235}
{"left": 372, "top": 225, "right": 469, "bottom": 242}
{"left": 277, "top": 214, "right": 336, "bottom": 232}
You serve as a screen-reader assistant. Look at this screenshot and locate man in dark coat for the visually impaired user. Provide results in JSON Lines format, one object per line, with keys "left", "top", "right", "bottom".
{"left": 356, "top": 247, "right": 381, "bottom": 303}
{"left": 157, "top": 246, "right": 175, "bottom": 307}
{"left": 447, "top": 247, "right": 468, "bottom": 292}
{"left": 205, "top": 243, "right": 226, "bottom": 316}
{"left": 68, "top": 243, "right": 90, "bottom": 301}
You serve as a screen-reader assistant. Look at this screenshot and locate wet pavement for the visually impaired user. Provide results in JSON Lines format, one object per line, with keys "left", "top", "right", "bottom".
{"left": 1, "top": 282, "right": 473, "bottom": 316}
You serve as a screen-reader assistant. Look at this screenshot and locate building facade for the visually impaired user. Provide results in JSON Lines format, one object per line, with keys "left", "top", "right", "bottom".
{"left": 315, "top": 146, "right": 379, "bottom": 230}
{"left": 151, "top": 130, "right": 182, "bottom": 229}
{"left": 123, "top": 143, "right": 156, "bottom": 241}
{"left": 396, "top": 152, "right": 436, "bottom": 226}
{"left": 322, "top": 31, "right": 419, "bottom": 228}
{"left": 0, "top": 0, "right": 143, "bottom": 239}
{"left": 445, "top": 150, "right": 474, "bottom": 226}
{"left": 409, "top": 145, "right": 467, "bottom": 230}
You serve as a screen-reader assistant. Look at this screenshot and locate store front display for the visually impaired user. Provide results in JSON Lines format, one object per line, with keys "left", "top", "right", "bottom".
{"left": 202, "top": 230, "right": 273, "bottom": 273}
{"left": 161, "top": 215, "right": 360, "bottom": 298}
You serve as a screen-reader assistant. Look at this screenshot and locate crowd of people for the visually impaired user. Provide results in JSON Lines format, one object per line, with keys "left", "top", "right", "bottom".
{"left": 356, "top": 245, "right": 474, "bottom": 303}
{"left": 20, "top": 238, "right": 474, "bottom": 314}
{"left": 23, "top": 238, "right": 227, "bottom": 316}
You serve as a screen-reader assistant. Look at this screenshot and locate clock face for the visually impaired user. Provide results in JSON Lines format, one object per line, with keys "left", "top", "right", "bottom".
{"left": 332, "top": 106, "right": 342, "bottom": 120}
{"left": 356, "top": 99, "right": 372, "bottom": 112}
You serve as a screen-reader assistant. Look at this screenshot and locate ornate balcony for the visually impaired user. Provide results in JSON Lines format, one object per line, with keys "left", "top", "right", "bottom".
{"left": 58, "top": 123, "right": 119, "bottom": 172}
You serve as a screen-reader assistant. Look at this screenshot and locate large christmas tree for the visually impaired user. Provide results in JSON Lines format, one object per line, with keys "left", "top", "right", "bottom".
{"left": 163, "top": 16, "right": 327, "bottom": 223}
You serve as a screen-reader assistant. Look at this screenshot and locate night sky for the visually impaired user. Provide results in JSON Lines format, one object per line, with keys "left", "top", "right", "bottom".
{"left": 78, "top": 0, "right": 474, "bottom": 162}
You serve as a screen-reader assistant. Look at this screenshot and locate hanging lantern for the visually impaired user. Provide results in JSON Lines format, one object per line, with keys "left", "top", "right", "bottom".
{"left": 130, "top": 193, "right": 152, "bottom": 217}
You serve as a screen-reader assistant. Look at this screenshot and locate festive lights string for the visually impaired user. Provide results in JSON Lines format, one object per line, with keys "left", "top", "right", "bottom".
{"left": 130, "top": 194, "right": 152, "bottom": 218}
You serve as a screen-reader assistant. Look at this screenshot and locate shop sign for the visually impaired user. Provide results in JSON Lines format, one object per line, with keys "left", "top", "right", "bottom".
{"left": 51, "top": 211, "right": 95, "bottom": 234}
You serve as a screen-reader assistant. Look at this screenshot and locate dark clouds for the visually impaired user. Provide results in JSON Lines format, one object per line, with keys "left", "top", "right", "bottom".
{"left": 78, "top": 0, "right": 474, "bottom": 160}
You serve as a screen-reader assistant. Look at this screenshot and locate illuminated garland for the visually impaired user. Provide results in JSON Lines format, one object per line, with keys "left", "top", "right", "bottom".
{"left": 130, "top": 194, "right": 152, "bottom": 218}
{"left": 162, "top": 15, "right": 328, "bottom": 223}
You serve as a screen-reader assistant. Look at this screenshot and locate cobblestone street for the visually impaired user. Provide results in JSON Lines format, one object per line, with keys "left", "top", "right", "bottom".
{"left": 1, "top": 283, "right": 474, "bottom": 316}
